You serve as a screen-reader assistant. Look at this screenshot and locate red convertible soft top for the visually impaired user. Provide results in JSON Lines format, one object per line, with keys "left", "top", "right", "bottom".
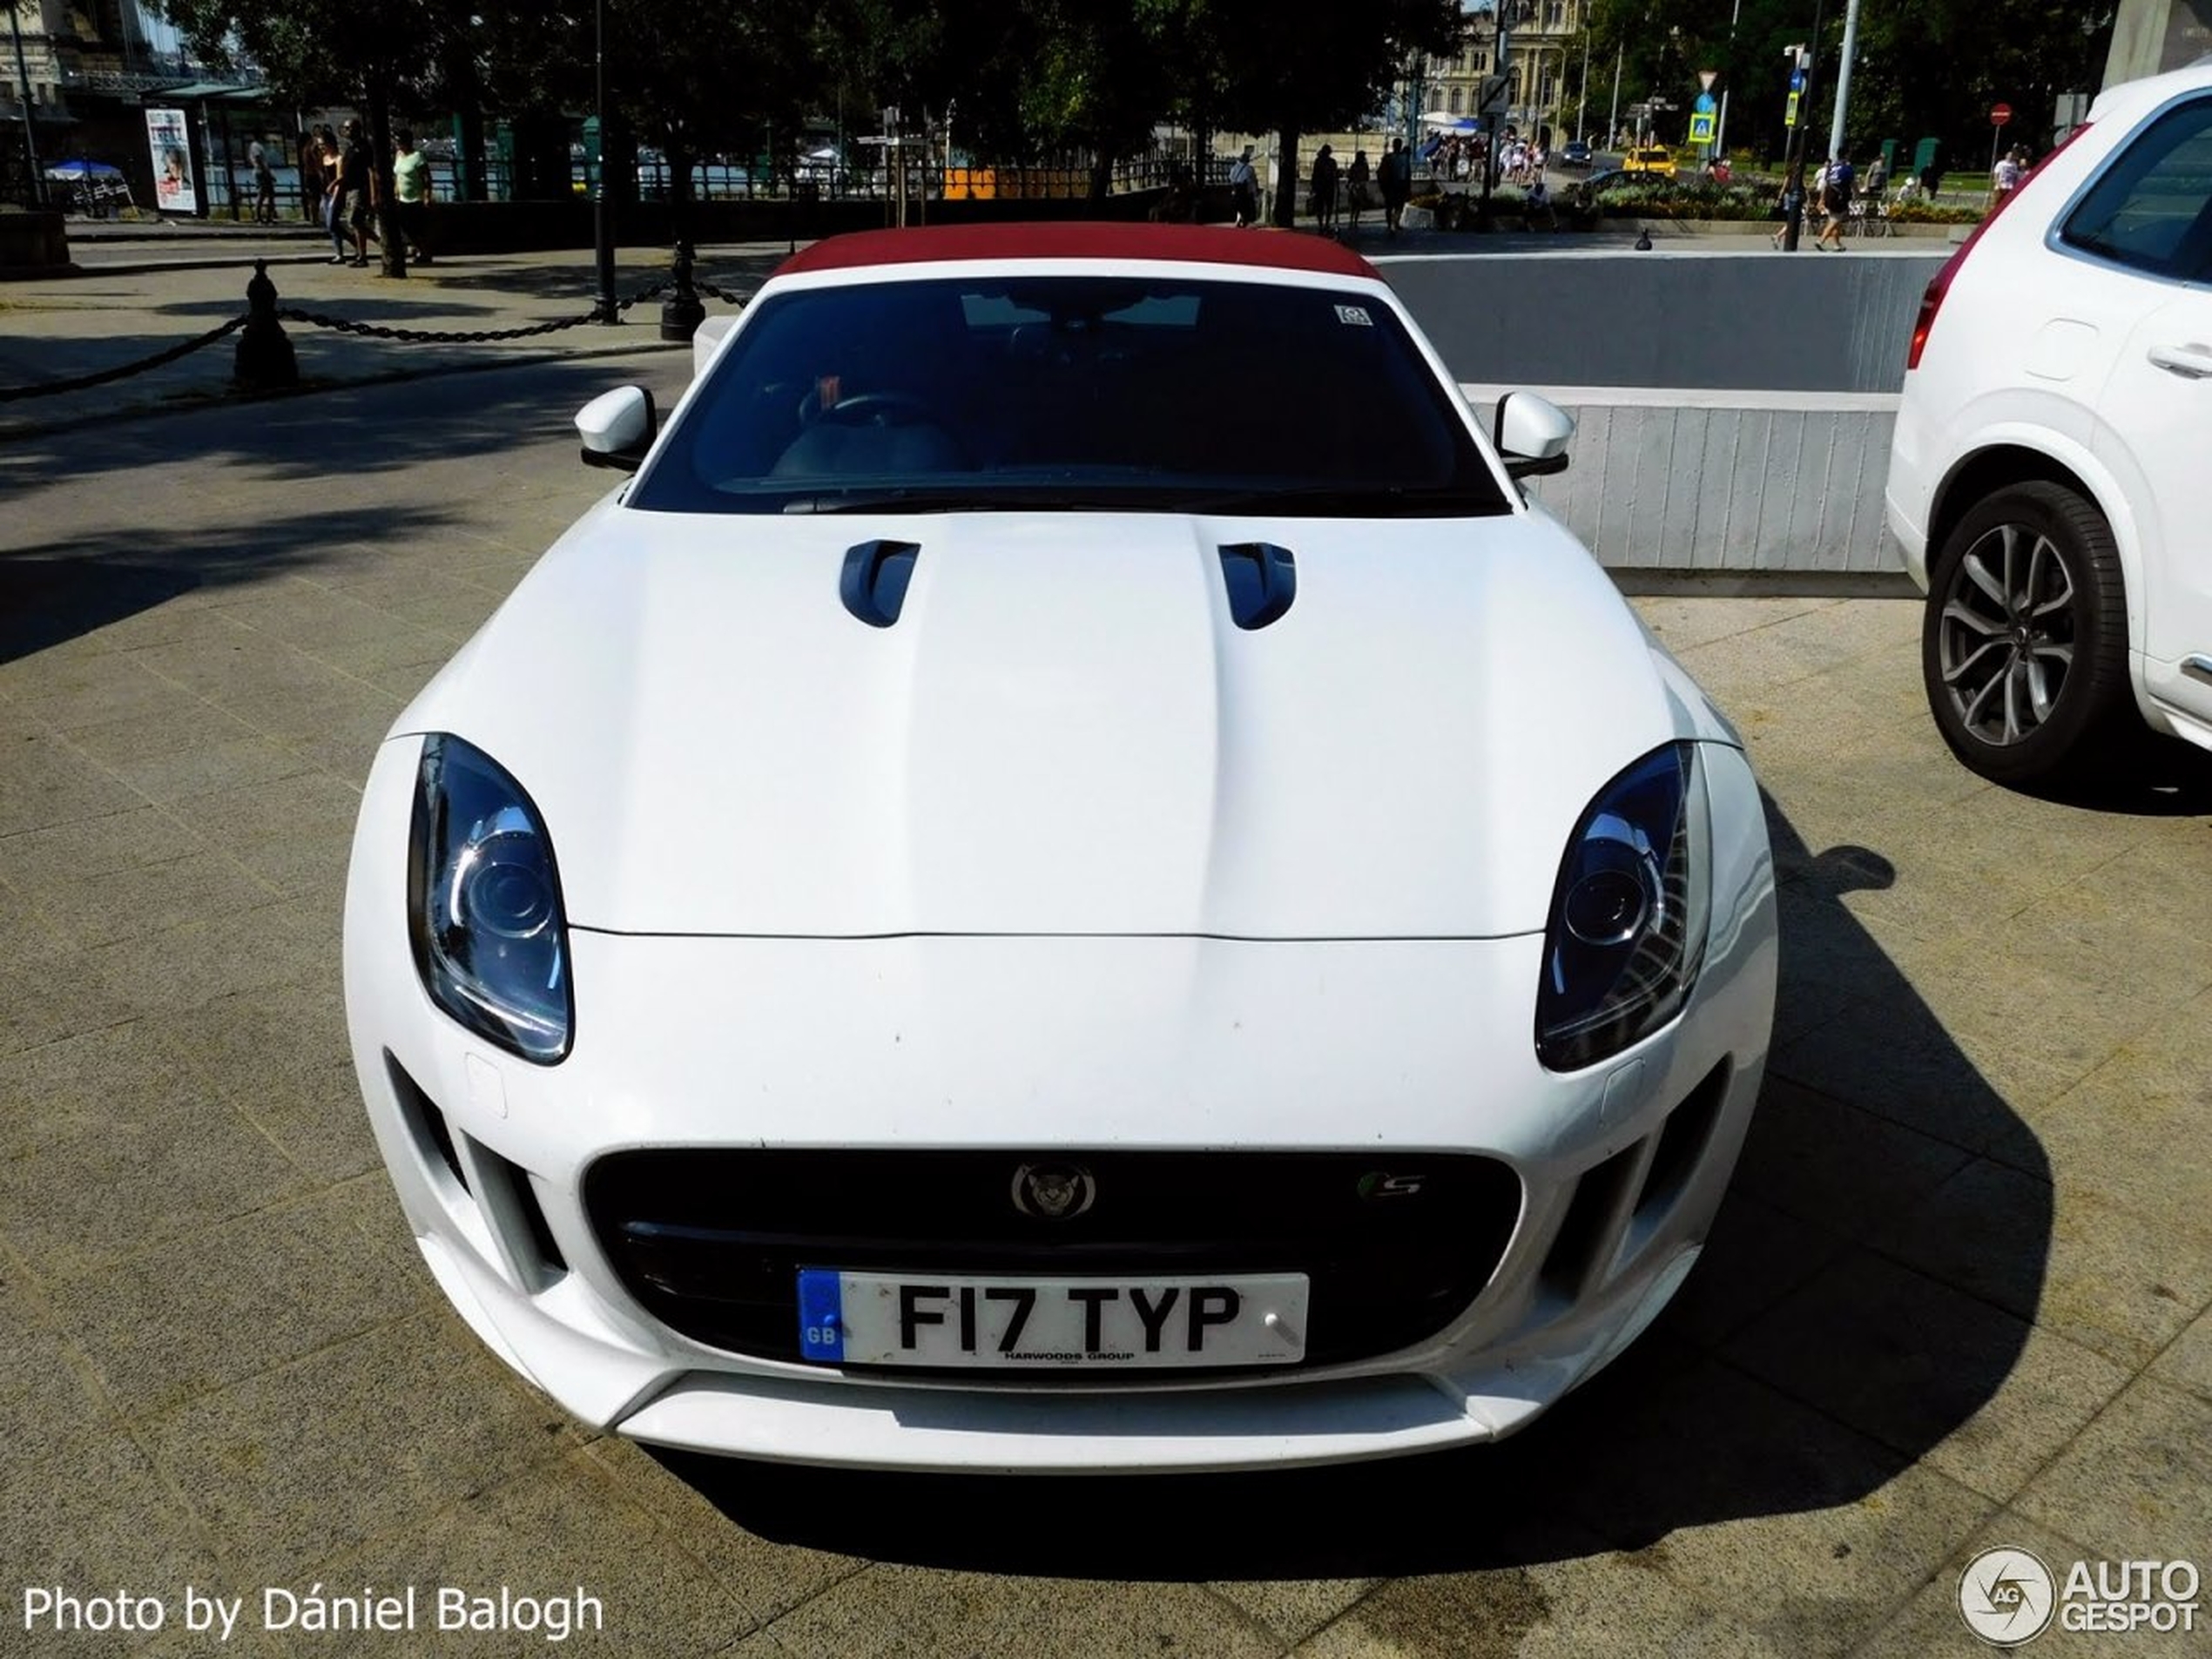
{"left": 773, "top": 221, "right": 1381, "bottom": 281}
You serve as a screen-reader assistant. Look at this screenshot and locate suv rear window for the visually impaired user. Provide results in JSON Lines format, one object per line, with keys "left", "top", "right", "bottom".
{"left": 2060, "top": 96, "right": 2212, "bottom": 280}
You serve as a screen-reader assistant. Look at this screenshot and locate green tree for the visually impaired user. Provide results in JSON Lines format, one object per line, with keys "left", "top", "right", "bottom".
{"left": 1144, "top": 0, "right": 1468, "bottom": 224}
{"left": 1580, "top": 0, "right": 2116, "bottom": 172}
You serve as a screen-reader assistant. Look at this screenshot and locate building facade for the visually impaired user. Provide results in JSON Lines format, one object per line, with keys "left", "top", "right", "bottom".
{"left": 3, "top": 1, "right": 216, "bottom": 206}
{"left": 1418, "top": 0, "right": 1593, "bottom": 145}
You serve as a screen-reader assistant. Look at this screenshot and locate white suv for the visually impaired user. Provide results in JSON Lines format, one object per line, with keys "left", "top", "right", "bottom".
{"left": 1886, "top": 58, "right": 2212, "bottom": 787}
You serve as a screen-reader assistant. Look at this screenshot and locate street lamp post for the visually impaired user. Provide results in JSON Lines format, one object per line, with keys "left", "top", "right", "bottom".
{"left": 1576, "top": 23, "right": 1591, "bottom": 147}
{"left": 592, "top": 0, "right": 617, "bottom": 324}
{"left": 1779, "top": 0, "right": 1829, "bottom": 251}
{"left": 8, "top": 1, "right": 46, "bottom": 208}
{"left": 1715, "top": 0, "right": 1743, "bottom": 159}
{"left": 1826, "top": 0, "right": 1864, "bottom": 174}
{"left": 1608, "top": 40, "right": 1623, "bottom": 150}
{"left": 1480, "top": 0, "right": 1531, "bottom": 212}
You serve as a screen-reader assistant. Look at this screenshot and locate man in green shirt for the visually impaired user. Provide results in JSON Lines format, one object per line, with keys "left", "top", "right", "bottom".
{"left": 393, "top": 129, "right": 434, "bottom": 265}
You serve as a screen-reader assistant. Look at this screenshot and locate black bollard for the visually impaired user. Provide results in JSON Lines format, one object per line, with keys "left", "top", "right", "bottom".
{"left": 233, "top": 260, "right": 299, "bottom": 390}
{"left": 660, "top": 239, "right": 705, "bottom": 343}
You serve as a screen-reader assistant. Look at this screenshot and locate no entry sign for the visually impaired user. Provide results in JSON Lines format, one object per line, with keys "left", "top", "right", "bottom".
{"left": 1991, "top": 103, "right": 2013, "bottom": 126}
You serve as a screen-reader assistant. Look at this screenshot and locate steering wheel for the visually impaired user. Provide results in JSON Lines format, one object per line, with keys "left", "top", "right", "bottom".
{"left": 818, "top": 392, "right": 944, "bottom": 428}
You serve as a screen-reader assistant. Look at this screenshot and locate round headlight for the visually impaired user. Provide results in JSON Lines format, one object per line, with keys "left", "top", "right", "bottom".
{"left": 1561, "top": 820, "right": 1660, "bottom": 947}
{"left": 450, "top": 808, "right": 557, "bottom": 941}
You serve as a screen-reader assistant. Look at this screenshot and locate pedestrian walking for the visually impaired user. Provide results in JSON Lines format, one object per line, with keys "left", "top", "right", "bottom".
{"left": 1771, "top": 161, "right": 1805, "bottom": 249}
{"left": 317, "top": 126, "right": 349, "bottom": 261}
{"left": 1817, "top": 152, "right": 1854, "bottom": 250}
{"left": 1992, "top": 145, "right": 2024, "bottom": 203}
{"left": 298, "top": 125, "right": 326, "bottom": 226}
{"left": 1229, "top": 145, "right": 1259, "bottom": 227}
{"left": 1309, "top": 143, "right": 1339, "bottom": 234}
{"left": 392, "top": 127, "right": 434, "bottom": 264}
{"left": 1379, "top": 137, "right": 1412, "bottom": 234}
{"left": 333, "top": 118, "right": 379, "bottom": 266}
{"left": 1345, "top": 148, "right": 1370, "bottom": 234}
{"left": 249, "top": 135, "right": 276, "bottom": 223}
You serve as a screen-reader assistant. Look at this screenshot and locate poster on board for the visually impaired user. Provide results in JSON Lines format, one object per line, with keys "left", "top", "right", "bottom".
{"left": 145, "top": 108, "right": 198, "bottom": 212}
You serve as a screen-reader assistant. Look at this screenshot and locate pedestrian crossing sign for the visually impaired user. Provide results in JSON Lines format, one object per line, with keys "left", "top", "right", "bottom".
{"left": 1689, "top": 111, "right": 1716, "bottom": 144}
{"left": 1784, "top": 91, "right": 1800, "bottom": 128}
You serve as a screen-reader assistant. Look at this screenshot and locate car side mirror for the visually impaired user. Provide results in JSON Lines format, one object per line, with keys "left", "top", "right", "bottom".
{"left": 1494, "top": 391, "right": 1574, "bottom": 480}
{"left": 577, "top": 386, "right": 657, "bottom": 473}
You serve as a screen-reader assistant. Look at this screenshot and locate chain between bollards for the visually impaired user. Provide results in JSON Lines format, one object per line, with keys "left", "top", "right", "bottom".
{"left": 0, "top": 251, "right": 749, "bottom": 406}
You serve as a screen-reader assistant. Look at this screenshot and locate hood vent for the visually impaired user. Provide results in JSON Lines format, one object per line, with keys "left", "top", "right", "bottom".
{"left": 1219, "top": 542, "right": 1297, "bottom": 631}
{"left": 840, "top": 538, "right": 921, "bottom": 628}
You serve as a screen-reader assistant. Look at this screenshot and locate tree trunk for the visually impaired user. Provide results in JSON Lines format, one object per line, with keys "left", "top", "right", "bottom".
{"left": 1272, "top": 123, "right": 1298, "bottom": 227}
{"left": 445, "top": 40, "right": 487, "bottom": 201}
{"left": 368, "top": 75, "right": 408, "bottom": 279}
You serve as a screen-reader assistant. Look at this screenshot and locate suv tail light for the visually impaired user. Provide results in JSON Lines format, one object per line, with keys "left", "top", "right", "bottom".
{"left": 1908, "top": 124, "right": 2094, "bottom": 372}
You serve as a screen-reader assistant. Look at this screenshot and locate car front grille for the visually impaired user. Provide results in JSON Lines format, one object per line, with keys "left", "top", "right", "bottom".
{"left": 583, "top": 1149, "right": 1523, "bottom": 1372}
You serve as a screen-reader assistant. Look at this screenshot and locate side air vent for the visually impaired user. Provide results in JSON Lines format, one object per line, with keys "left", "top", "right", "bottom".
{"left": 387, "top": 1051, "right": 469, "bottom": 1194}
{"left": 1538, "top": 1140, "right": 1643, "bottom": 1300}
{"left": 840, "top": 538, "right": 921, "bottom": 628}
{"left": 1218, "top": 542, "right": 1297, "bottom": 631}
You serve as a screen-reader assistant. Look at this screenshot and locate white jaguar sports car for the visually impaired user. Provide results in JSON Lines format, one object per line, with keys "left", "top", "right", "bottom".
{"left": 343, "top": 223, "right": 1777, "bottom": 1473}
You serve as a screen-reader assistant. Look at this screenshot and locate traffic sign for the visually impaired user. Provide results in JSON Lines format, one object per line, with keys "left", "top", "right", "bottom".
{"left": 1784, "top": 90, "right": 1800, "bottom": 128}
{"left": 1689, "top": 111, "right": 1716, "bottom": 145}
{"left": 1694, "top": 92, "right": 1716, "bottom": 113}
{"left": 1991, "top": 103, "right": 2013, "bottom": 126}
{"left": 1790, "top": 70, "right": 1806, "bottom": 92}
{"left": 1698, "top": 69, "right": 1719, "bottom": 92}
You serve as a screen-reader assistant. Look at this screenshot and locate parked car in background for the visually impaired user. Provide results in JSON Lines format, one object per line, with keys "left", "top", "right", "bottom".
{"left": 345, "top": 222, "right": 1778, "bottom": 1474}
{"left": 1885, "top": 57, "right": 2212, "bottom": 786}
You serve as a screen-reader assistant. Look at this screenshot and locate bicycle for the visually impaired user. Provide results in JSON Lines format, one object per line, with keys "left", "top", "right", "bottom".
{"left": 1845, "top": 194, "right": 1892, "bottom": 238}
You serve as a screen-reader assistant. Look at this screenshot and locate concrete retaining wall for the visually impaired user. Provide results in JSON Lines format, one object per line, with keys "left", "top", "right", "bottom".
{"left": 1380, "top": 248, "right": 1945, "bottom": 394}
{"left": 1461, "top": 386, "right": 1902, "bottom": 576}
{"left": 1387, "top": 250, "right": 1938, "bottom": 573}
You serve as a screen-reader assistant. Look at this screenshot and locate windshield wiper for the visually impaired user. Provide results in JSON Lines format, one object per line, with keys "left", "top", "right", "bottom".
{"left": 1173, "top": 482, "right": 1501, "bottom": 516}
{"left": 771, "top": 482, "right": 1506, "bottom": 516}
{"left": 784, "top": 489, "right": 1013, "bottom": 515}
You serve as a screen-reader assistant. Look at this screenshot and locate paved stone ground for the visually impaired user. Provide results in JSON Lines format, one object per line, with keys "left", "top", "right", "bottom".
{"left": 0, "top": 271, "right": 2208, "bottom": 1658}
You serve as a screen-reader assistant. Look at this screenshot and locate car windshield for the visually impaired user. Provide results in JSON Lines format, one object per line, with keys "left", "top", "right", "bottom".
{"left": 628, "top": 273, "right": 1509, "bottom": 516}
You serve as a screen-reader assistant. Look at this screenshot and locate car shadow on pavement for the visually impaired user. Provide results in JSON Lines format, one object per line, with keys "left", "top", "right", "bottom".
{"left": 2022, "top": 738, "right": 2212, "bottom": 816}
{"left": 660, "top": 792, "right": 2054, "bottom": 1582}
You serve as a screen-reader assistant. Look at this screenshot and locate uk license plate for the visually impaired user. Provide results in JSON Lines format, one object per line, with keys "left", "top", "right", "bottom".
{"left": 796, "top": 1270, "right": 1310, "bottom": 1369}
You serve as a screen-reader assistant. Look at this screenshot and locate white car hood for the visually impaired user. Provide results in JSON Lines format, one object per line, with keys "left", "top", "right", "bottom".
{"left": 396, "top": 501, "right": 1688, "bottom": 938}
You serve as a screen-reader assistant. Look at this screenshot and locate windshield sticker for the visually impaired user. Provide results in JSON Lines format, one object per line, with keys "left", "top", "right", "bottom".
{"left": 1334, "top": 305, "right": 1372, "bottom": 327}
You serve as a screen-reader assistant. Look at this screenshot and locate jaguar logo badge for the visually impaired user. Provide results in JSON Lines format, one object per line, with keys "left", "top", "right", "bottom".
{"left": 1011, "top": 1162, "right": 1096, "bottom": 1219}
